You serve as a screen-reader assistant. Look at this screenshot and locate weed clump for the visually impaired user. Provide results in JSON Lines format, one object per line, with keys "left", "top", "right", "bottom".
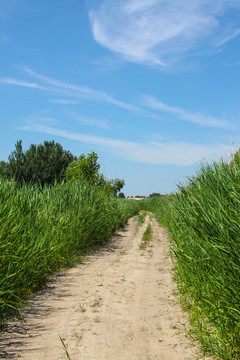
{"left": 140, "top": 224, "right": 152, "bottom": 249}
{"left": 137, "top": 212, "right": 147, "bottom": 227}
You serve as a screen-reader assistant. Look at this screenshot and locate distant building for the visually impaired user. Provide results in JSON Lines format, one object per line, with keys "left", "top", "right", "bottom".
{"left": 126, "top": 197, "right": 145, "bottom": 200}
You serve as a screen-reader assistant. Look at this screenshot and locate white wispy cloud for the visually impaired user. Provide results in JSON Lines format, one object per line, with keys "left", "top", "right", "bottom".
{"left": 216, "top": 28, "right": 240, "bottom": 46}
{"left": 28, "top": 115, "right": 60, "bottom": 125}
{"left": 65, "top": 110, "right": 108, "bottom": 129}
{"left": 19, "top": 122, "right": 231, "bottom": 166}
{"left": 23, "top": 67, "right": 141, "bottom": 112}
{"left": 0, "top": 77, "right": 44, "bottom": 89}
{"left": 51, "top": 99, "right": 80, "bottom": 105}
{"left": 89, "top": 0, "right": 240, "bottom": 67}
{"left": 2, "top": 68, "right": 232, "bottom": 129}
{"left": 0, "top": 67, "right": 158, "bottom": 118}
{"left": 143, "top": 96, "right": 232, "bottom": 129}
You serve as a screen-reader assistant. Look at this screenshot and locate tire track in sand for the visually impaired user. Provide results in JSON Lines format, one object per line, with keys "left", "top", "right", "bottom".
{"left": 0, "top": 214, "right": 211, "bottom": 360}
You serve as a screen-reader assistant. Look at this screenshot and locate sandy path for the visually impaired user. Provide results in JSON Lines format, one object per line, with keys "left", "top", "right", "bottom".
{"left": 1, "top": 214, "right": 208, "bottom": 360}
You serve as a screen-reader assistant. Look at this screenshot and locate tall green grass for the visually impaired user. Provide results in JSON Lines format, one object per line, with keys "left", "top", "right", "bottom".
{"left": 0, "top": 178, "right": 139, "bottom": 323}
{"left": 140, "top": 161, "right": 240, "bottom": 359}
{"left": 139, "top": 195, "right": 173, "bottom": 228}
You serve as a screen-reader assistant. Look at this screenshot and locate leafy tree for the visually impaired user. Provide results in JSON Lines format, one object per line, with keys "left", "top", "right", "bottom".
{"left": 7, "top": 140, "right": 76, "bottom": 186}
{"left": 24, "top": 141, "right": 76, "bottom": 186}
{"left": 118, "top": 192, "right": 125, "bottom": 199}
{"left": 7, "top": 140, "right": 26, "bottom": 184}
{"left": 66, "top": 151, "right": 103, "bottom": 185}
{"left": 109, "top": 178, "right": 125, "bottom": 196}
{"left": 66, "top": 151, "right": 125, "bottom": 195}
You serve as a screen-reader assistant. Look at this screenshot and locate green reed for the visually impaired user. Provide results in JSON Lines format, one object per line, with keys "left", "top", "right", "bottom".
{"left": 140, "top": 161, "right": 240, "bottom": 359}
{"left": 0, "top": 178, "right": 139, "bottom": 323}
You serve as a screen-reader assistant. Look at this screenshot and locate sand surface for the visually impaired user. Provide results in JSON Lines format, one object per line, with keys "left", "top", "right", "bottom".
{"left": 1, "top": 214, "right": 210, "bottom": 359}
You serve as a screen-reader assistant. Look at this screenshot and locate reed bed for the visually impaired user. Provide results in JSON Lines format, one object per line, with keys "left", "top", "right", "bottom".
{"left": 140, "top": 160, "right": 240, "bottom": 359}
{"left": 0, "top": 178, "right": 139, "bottom": 323}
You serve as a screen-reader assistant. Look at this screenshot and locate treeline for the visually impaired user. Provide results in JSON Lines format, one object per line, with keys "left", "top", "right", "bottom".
{"left": 140, "top": 152, "right": 240, "bottom": 359}
{"left": 0, "top": 140, "right": 124, "bottom": 195}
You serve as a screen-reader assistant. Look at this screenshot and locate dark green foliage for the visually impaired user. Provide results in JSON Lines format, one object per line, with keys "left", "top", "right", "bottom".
{"left": 7, "top": 140, "right": 76, "bottom": 186}
{"left": 0, "top": 161, "right": 8, "bottom": 178}
{"left": 0, "top": 178, "right": 139, "bottom": 323}
{"left": 109, "top": 178, "right": 125, "bottom": 196}
{"left": 118, "top": 192, "right": 125, "bottom": 198}
{"left": 7, "top": 140, "right": 26, "bottom": 183}
{"left": 149, "top": 192, "right": 162, "bottom": 197}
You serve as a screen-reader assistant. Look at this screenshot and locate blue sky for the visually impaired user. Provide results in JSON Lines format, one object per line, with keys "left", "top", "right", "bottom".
{"left": 0, "top": 0, "right": 239, "bottom": 196}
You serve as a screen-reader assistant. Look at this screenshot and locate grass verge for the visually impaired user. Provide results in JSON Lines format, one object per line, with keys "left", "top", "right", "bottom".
{"left": 139, "top": 159, "right": 240, "bottom": 359}
{"left": 0, "top": 178, "right": 139, "bottom": 324}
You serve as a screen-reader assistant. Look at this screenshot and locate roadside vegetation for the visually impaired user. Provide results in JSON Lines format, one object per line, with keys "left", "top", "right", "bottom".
{"left": 0, "top": 141, "right": 138, "bottom": 324}
{"left": 0, "top": 178, "right": 139, "bottom": 324}
{"left": 140, "top": 153, "right": 240, "bottom": 359}
{"left": 3, "top": 139, "right": 240, "bottom": 359}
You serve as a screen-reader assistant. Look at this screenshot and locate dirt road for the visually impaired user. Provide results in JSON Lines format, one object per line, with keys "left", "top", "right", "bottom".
{"left": 1, "top": 214, "right": 208, "bottom": 359}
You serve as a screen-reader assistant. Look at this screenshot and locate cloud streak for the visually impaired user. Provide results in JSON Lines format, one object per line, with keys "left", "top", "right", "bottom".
{"left": 89, "top": 0, "right": 240, "bottom": 67}
{"left": 19, "top": 122, "right": 231, "bottom": 166}
{"left": 0, "top": 67, "right": 162, "bottom": 120}
{"left": 51, "top": 99, "right": 80, "bottom": 105}
{"left": 143, "top": 96, "right": 232, "bottom": 129}
{"left": 23, "top": 67, "right": 142, "bottom": 112}
{"left": 216, "top": 28, "right": 240, "bottom": 46}
{"left": 1, "top": 67, "right": 156, "bottom": 117}
{"left": 65, "top": 110, "right": 108, "bottom": 129}
{"left": 1, "top": 68, "right": 233, "bottom": 129}
{"left": 0, "top": 77, "right": 44, "bottom": 89}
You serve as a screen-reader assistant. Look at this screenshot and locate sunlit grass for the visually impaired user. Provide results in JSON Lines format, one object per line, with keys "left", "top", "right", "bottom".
{"left": 140, "top": 158, "right": 240, "bottom": 359}
{"left": 0, "top": 178, "right": 139, "bottom": 323}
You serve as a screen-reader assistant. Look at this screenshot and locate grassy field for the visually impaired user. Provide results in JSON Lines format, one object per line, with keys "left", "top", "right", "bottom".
{"left": 0, "top": 178, "right": 139, "bottom": 324}
{"left": 140, "top": 159, "right": 240, "bottom": 359}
